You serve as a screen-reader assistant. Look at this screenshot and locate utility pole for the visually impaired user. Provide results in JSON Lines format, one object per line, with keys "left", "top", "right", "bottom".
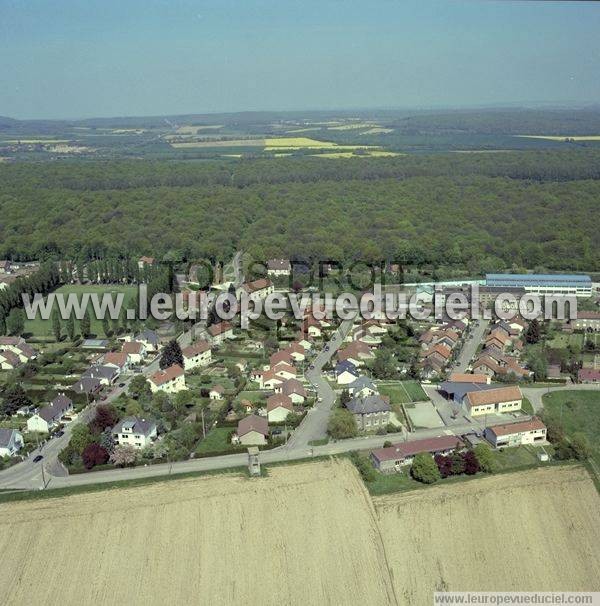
{"left": 201, "top": 407, "right": 206, "bottom": 438}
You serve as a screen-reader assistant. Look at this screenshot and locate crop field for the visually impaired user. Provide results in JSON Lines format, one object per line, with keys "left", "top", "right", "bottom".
{"left": 516, "top": 135, "right": 600, "bottom": 141}
{"left": 375, "top": 466, "right": 600, "bottom": 600}
{"left": 1, "top": 462, "right": 599, "bottom": 604}
{"left": 0, "top": 460, "right": 396, "bottom": 606}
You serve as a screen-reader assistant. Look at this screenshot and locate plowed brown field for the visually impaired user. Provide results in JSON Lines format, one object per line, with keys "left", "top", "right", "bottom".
{"left": 1, "top": 462, "right": 599, "bottom": 606}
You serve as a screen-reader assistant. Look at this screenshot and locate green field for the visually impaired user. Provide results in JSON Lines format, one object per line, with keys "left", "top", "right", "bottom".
{"left": 543, "top": 390, "right": 600, "bottom": 467}
{"left": 547, "top": 332, "right": 584, "bottom": 350}
{"left": 194, "top": 427, "right": 235, "bottom": 454}
{"left": 377, "top": 381, "right": 428, "bottom": 404}
{"left": 24, "top": 284, "right": 138, "bottom": 338}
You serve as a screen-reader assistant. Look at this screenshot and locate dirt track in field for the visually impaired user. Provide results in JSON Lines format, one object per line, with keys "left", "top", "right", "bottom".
{"left": 1, "top": 462, "right": 599, "bottom": 605}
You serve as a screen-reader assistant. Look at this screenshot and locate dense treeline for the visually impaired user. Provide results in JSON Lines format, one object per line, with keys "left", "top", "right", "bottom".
{"left": 1, "top": 156, "right": 599, "bottom": 271}
{"left": 2, "top": 149, "right": 600, "bottom": 191}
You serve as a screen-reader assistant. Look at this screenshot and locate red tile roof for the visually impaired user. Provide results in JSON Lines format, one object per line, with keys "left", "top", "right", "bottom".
{"left": 266, "top": 394, "right": 293, "bottom": 412}
{"left": 372, "top": 435, "right": 464, "bottom": 462}
{"left": 208, "top": 322, "right": 233, "bottom": 337}
{"left": 122, "top": 341, "right": 143, "bottom": 355}
{"left": 466, "top": 386, "right": 522, "bottom": 407}
{"left": 237, "top": 414, "right": 268, "bottom": 437}
{"left": 150, "top": 364, "right": 184, "bottom": 386}
{"left": 448, "top": 373, "right": 488, "bottom": 384}
{"left": 182, "top": 340, "right": 211, "bottom": 358}
{"left": 488, "top": 417, "right": 546, "bottom": 437}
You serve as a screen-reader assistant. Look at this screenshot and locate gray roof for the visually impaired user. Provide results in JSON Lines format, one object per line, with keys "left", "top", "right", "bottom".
{"left": 335, "top": 360, "right": 358, "bottom": 375}
{"left": 37, "top": 397, "right": 73, "bottom": 422}
{"left": 438, "top": 381, "right": 502, "bottom": 402}
{"left": 51, "top": 393, "right": 73, "bottom": 409}
{"left": 346, "top": 395, "right": 390, "bottom": 415}
{"left": 348, "top": 376, "right": 377, "bottom": 392}
{"left": 136, "top": 329, "right": 159, "bottom": 346}
{"left": 0, "top": 428, "right": 19, "bottom": 448}
{"left": 113, "top": 416, "right": 157, "bottom": 437}
{"left": 83, "top": 365, "right": 119, "bottom": 381}
{"left": 71, "top": 377, "right": 102, "bottom": 394}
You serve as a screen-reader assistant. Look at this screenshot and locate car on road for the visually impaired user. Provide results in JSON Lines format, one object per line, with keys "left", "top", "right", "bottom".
{"left": 309, "top": 364, "right": 314, "bottom": 370}
{"left": 324, "top": 345, "right": 329, "bottom": 351}
{"left": 32, "top": 455, "right": 44, "bottom": 463}
{"left": 55, "top": 430, "right": 65, "bottom": 438}
{"left": 118, "top": 382, "right": 126, "bottom": 388}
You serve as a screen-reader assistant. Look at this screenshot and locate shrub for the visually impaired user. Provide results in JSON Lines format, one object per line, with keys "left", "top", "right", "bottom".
{"left": 81, "top": 443, "right": 109, "bottom": 469}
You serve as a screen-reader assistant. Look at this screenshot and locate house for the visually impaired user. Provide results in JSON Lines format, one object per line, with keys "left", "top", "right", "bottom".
{"left": 276, "top": 378, "right": 307, "bottom": 404}
{"left": 270, "top": 350, "right": 294, "bottom": 367}
{"left": 272, "top": 361, "right": 297, "bottom": 381}
{"left": 182, "top": 340, "right": 211, "bottom": 370}
{"left": 235, "top": 414, "right": 269, "bottom": 446}
{"left": 209, "top": 385, "right": 225, "bottom": 400}
{"left": 0, "top": 260, "right": 12, "bottom": 274}
{"left": 370, "top": 435, "right": 465, "bottom": 473}
{"left": 448, "top": 373, "right": 490, "bottom": 384}
{"left": 303, "top": 316, "right": 323, "bottom": 338}
{"left": 0, "top": 428, "right": 24, "bottom": 457}
{"left": 138, "top": 256, "right": 155, "bottom": 269}
{"left": 122, "top": 341, "right": 146, "bottom": 365}
{"left": 27, "top": 394, "right": 73, "bottom": 433}
{"left": 242, "top": 278, "right": 274, "bottom": 300}
{"left": 348, "top": 376, "right": 379, "bottom": 398}
{"left": 484, "top": 417, "right": 547, "bottom": 448}
{"left": 472, "top": 355, "right": 531, "bottom": 381}
{"left": 259, "top": 370, "right": 284, "bottom": 390}
{"left": 578, "top": 368, "right": 600, "bottom": 384}
{"left": 335, "top": 360, "right": 359, "bottom": 385}
{"left": 285, "top": 342, "right": 306, "bottom": 363}
{"left": 0, "top": 336, "right": 37, "bottom": 363}
{"left": 149, "top": 365, "right": 186, "bottom": 393}
{"left": 267, "top": 394, "right": 293, "bottom": 422}
{"left": 0, "top": 350, "right": 22, "bottom": 370}
{"left": 135, "top": 329, "right": 160, "bottom": 353}
{"left": 83, "top": 364, "right": 120, "bottom": 386}
{"left": 571, "top": 311, "right": 600, "bottom": 332}
{"left": 419, "top": 343, "right": 451, "bottom": 366}
{"left": 338, "top": 341, "right": 374, "bottom": 367}
{"left": 266, "top": 258, "right": 291, "bottom": 276}
{"left": 103, "top": 351, "right": 129, "bottom": 372}
{"left": 465, "top": 386, "right": 522, "bottom": 417}
{"left": 71, "top": 376, "right": 102, "bottom": 396}
{"left": 112, "top": 416, "right": 157, "bottom": 449}
{"left": 346, "top": 394, "right": 390, "bottom": 431}
{"left": 207, "top": 322, "right": 234, "bottom": 344}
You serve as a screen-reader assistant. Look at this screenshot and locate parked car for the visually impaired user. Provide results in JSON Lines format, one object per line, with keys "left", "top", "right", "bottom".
{"left": 118, "top": 382, "right": 126, "bottom": 388}
{"left": 55, "top": 430, "right": 65, "bottom": 438}
{"left": 33, "top": 455, "right": 44, "bottom": 463}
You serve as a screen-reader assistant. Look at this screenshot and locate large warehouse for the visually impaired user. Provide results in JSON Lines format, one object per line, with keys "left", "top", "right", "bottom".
{"left": 485, "top": 274, "right": 592, "bottom": 298}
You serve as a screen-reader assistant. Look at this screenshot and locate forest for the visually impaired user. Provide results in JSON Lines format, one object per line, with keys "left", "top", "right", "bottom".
{"left": 0, "top": 149, "right": 599, "bottom": 272}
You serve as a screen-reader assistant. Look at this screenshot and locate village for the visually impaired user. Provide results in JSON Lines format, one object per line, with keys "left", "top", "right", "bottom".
{"left": 0, "top": 258, "right": 599, "bottom": 490}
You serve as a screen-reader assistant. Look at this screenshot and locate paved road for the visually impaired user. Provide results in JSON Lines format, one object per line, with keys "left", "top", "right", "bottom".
{"left": 521, "top": 382, "right": 600, "bottom": 412}
{"left": 285, "top": 319, "right": 354, "bottom": 449}
{"left": 454, "top": 319, "right": 489, "bottom": 373}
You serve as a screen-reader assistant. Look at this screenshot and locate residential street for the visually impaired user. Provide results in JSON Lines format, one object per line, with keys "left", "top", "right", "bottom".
{"left": 454, "top": 318, "right": 489, "bottom": 372}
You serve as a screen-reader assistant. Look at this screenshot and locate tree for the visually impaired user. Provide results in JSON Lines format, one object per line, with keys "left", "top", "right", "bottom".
{"left": 51, "top": 308, "right": 62, "bottom": 342}
{"left": 1, "top": 384, "right": 32, "bottom": 416}
{"left": 89, "top": 404, "right": 119, "bottom": 434}
{"left": 69, "top": 423, "right": 94, "bottom": 454}
{"left": 463, "top": 450, "right": 480, "bottom": 475}
{"left": 571, "top": 433, "right": 591, "bottom": 461}
{"left": 450, "top": 449, "right": 466, "bottom": 475}
{"left": 371, "top": 348, "right": 396, "bottom": 379}
{"left": 110, "top": 444, "right": 138, "bottom": 467}
{"left": 128, "top": 374, "right": 151, "bottom": 400}
{"left": 0, "top": 313, "right": 6, "bottom": 335}
{"left": 99, "top": 427, "right": 115, "bottom": 454}
{"left": 339, "top": 388, "right": 350, "bottom": 405}
{"left": 525, "top": 319, "right": 541, "bottom": 344}
{"left": 65, "top": 314, "right": 76, "bottom": 341}
{"left": 350, "top": 452, "right": 376, "bottom": 482}
{"left": 327, "top": 408, "right": 358, "bottom": 439}
{"left": 82, "top": 442, "right": 109, "bottom": 469}
{"left": 473, "top": 443, "right": 495, "bottom": 473}
{"left": 81, "top": 308, "right": 91, "bottom": 338}
{"left": 6, "top": 308, "right": 25, "bottom": 336}
{"left": 411, "top": 452, "right": 441, "bottom": 484}
{"left": 160, "top": 339, "right": 184, "bottom": 370}
{"left": 102, "top": 317, "right": 110, "bottom": 338}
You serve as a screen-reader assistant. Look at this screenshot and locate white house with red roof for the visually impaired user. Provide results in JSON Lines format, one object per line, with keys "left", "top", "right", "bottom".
{"left": 149, "top": 365, "right": 186, "bottom": 393}
{"left": 267, "top": 394, "right": 293, "bottom": 422}
{"left": 182, "top": 340, "right": 211, "bottom": 370}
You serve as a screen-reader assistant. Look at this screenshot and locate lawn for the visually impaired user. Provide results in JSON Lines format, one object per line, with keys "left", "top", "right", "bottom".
{"left": 235, "top": 390, "right": 266, "bottom": 405}
{"left": 194, "top": 427, "right": 234, "bottom": 454}
{"left": 547, "top": 332, "right": 584, "bottom": 350}
{"left": 377, "top": 381, "right": 428, "bottom": 404}
{"left": 24, "top": 284, "right": 137, "bottom": 338}
{"left": 543, "top": 390, "right": 600, "bottom": 467}
{"left": 521, "top": 397, "right": 534, "bottom": 415}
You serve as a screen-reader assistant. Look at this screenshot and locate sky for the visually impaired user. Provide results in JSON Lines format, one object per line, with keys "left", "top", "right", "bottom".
{"left": 0, "top": 0, "right": 599, "bottom": 119}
